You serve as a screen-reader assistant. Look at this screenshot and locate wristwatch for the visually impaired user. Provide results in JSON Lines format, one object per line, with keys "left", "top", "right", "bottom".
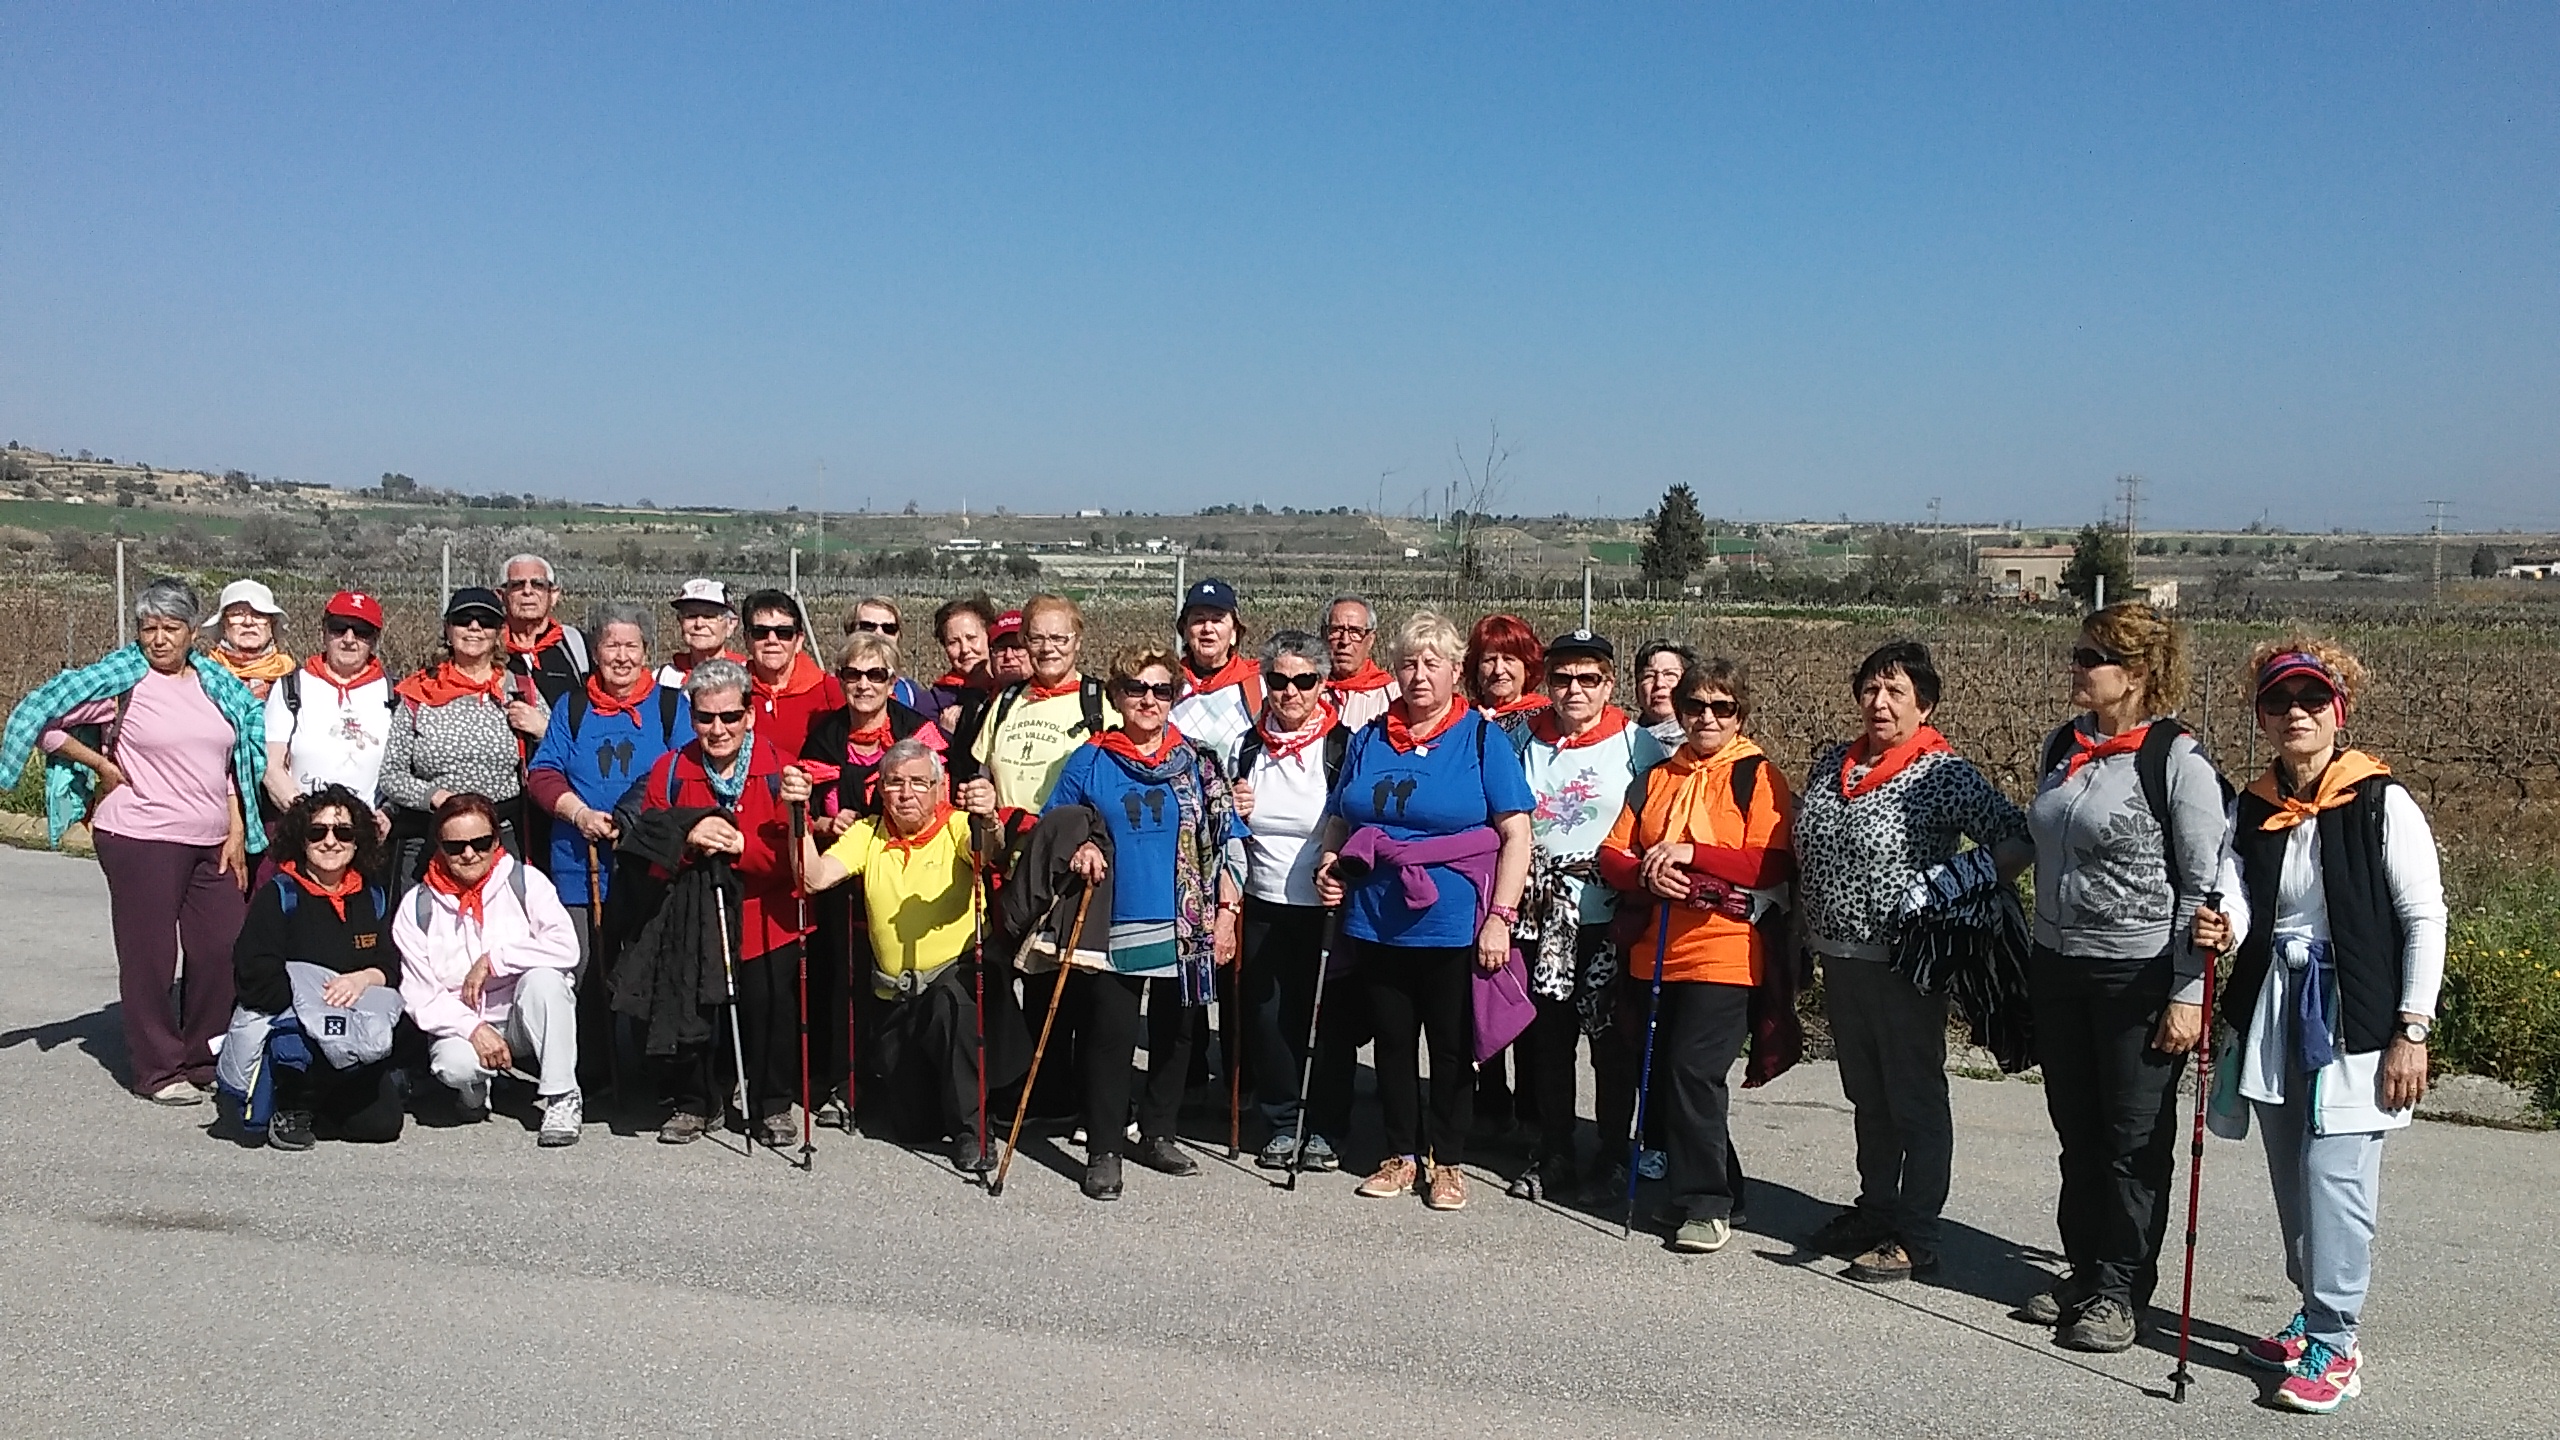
{"left": 2398, "top": 1020, "right": 2431, "bottom": 1045}
{"left": 1487, "top": 903, "right": 1519, "bottom": 925}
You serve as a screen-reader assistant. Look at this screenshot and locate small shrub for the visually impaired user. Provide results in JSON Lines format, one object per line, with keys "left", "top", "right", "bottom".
{"left": 2435, "top": 854, "right": 2560, "bottom": 1114}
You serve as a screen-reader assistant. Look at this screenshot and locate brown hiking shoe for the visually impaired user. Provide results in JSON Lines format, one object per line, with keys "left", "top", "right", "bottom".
{"left": 1357, "top": 1156, "right": 1420, "bottom": 1198}
{"left": 1426, "top": 1162, "right": 1469, "bottom": 1211}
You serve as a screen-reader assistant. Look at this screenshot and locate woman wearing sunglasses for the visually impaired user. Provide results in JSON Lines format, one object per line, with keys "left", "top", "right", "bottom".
{"left": 1593, "top": 655, "right": 1789, "bottom": 1249}
{"left": 1038, "top": 646, "right": 1243, "bottom": 1199}
{"left": 2020, "top": 601, "right": 2231, "bottom": 1352}
{"left": 394, "top": 791, "right": 586, "bottom": 1147}
{"left": 843, "top": 594, "right": 930, "bottom": 713}
{"left": 2189, "top": 638, "right": 2443, "bottom": 1414}
{"left": 738, "top": 588, "right": 845, "bottom": 760}
{"left": 225, "top": 785, "right": 407, "bottom": 1149}
{"left": 380, "top": 588, "right": 527, "bottom": 895}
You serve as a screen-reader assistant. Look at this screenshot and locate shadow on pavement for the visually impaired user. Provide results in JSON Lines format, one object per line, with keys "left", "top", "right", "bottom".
{"left": 0, "top": 1001, "right": 128, "bottom": 1089}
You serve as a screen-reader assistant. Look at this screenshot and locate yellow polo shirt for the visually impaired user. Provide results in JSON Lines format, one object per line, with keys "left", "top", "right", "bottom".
{"left": 823, "top": 814, "right": 978, "bottom": 995}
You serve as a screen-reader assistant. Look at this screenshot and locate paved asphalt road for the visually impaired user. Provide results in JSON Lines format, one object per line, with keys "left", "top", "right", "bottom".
{"left": 2, "top": 846, "right": 2550, "bottom": 1438}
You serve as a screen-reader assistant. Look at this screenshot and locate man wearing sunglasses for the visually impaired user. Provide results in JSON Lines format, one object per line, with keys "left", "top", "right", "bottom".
{"left": 738, "top": 589, "right": 845, "bottom": 760}
{"left": 263, "top": 590, "right": 394, "bottom": 822}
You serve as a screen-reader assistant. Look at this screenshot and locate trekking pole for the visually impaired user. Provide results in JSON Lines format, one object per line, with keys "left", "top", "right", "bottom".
{"left": 969, "top": 816, "right": 991, "bottom": 1181}
{"left": 990, "top": 883, "right": 1095, "bottom": 1198}
{"left": 791, "top": 798, "right": 814, "bottom": 1172}
{"left": 1226, "top": 949, "right": 1243, "bottom": 1161}
{"left": 1284, "top": 908, "right": 1342, "bottom": 1192}
{"left": 715, "top": 876, "right": 752, "bottom": 1159}
{"left": 1625, "top": 901, "right": 1672, "bottom": 1240}
{"left": 585, "top": 837, "right": 617, "bottom": 1102}
{"left": 2171, "top": 889, "right": 2223, "bottom": 1404}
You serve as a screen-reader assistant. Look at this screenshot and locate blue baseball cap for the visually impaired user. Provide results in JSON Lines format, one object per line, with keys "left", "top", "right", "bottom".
{"left": 1181, "top": 578, "right": 1240, "bottom": 617}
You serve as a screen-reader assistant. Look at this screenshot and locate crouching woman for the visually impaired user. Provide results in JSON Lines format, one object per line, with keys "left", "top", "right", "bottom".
{"left": 394, "top": 792, "right": 586, "bottom": 1147}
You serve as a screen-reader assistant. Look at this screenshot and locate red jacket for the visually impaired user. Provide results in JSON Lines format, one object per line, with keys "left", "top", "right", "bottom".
{"left": 640, "top": 735, "right": 809, "bottom": 960}
{"left": 749, "top": 652, "right": 845, "bottom": 761}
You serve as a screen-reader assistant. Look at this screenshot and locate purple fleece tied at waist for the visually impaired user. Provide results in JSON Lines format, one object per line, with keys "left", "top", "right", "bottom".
{"left": 1336, "top": 825, "right": 1501, "bottom": 916}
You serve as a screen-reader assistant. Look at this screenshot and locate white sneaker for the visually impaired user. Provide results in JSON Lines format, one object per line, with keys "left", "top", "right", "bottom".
{"left": 148, "top": 1080, "right": 207, "bottom": 1106}
{"left": 456, "top": 1077, "right": 490, "bottom": 1120}
{"left": 539, "top": 1090, "right": 583, "bottom": 1147}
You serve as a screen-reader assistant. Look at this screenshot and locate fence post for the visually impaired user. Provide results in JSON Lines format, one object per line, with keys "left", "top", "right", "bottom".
{"left": 115, "top": 539, "right": 128, "bottom": 648}
{"left": 441, "top": 542, "right": 451, "bottom": 603}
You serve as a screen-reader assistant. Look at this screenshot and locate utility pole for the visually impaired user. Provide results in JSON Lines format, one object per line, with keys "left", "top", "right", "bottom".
{"left": 1581, "top": 557, "right": 1594, "bottom": 631}
{"left": 2427, "top": 498, "right": 2453, "bottom": 602}
{"left": 1927, "top": 496, "right": 1942, "bottom": 532}
{"left": 815, "top": 458, "right": 826, "bottom": 597}
{"left": 2117, "top": 473, "right": 2143, "bottom": 554}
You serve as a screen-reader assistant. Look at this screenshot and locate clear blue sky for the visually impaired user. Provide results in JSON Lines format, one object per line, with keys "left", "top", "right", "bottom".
{"left": 4, "top": 3, "right": 2553, "bottom": 531}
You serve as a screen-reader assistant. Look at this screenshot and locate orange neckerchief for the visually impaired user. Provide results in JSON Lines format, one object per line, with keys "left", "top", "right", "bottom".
{"left": 1490, "top": 693, "right": 1551, "bottom": 718}
{"left": 751, "top": 650, "right": 827, "bottom": 704}
{"left": 1383, "top": 696, "right": 1472, "bottom": 754}
{"left": 505, "top": 619, "right": 565, "bottom": 658}
{"left": 1649, "top": 734, "right": 1770, "bottom": 848}
{"left": 394, "top": 661, "right": 509, "bottom": 709}
{"left": 1254, "top": 701, "right": 1338, "bottom": 764}
{"left": 1838, "top": 725, "right": 1953, "bottom": 799}
{"left": 1528, "top": 704, "right": 1629, "bottom": 751}
{"left": 584, "top": 673, "right": 652, "bottom": 718}
{"left": 300, "top": 652, "right": 386, "bottom": 703}
{"left": 931, "top": 668, "right": 990, "bottom": 693}
{"left": 1092, "top": 725, "right": 1184, "bottom": 766}
{"left": 215, "top": 647, "right": 298, "bottom": 685}
{"left": 280, "top": 861, "right": 365, "bottom": 922}
{"left": 423, "top": 849, "right": 508, "bottom": 926}
{"left": 878, "top": 802, "right": 958, "bottom": 854}
{"left": 2064, "top": 721, "right": 2151, "bottom": 778}
{"left": 1184, "top": 652, "right": 1258, "bottom": 695}
{"left": 2248, "top": 749, "right": 2392, "bottom": 831}
{"left": 843, "top": 705, "right": 895, "bottom": 753}
{"left": 1025, "top": 675, "right": 1084, "bottom": 701}
{"left": 1329, "top": 660, "right": 1395, "bottom": 692}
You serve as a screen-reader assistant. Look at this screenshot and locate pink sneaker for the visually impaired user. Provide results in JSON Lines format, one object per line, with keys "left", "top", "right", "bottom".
{"left": 2242, "top": 1312, "right": 2309, "bottom": 1372}
{"left": 2272, "top": 1339, "right": 2363, "bottom": 1414}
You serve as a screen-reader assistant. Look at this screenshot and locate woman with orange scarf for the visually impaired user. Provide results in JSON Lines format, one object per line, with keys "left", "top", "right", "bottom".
{"left": 379, "top": 588, "right": 527, "bottom": 893}
{"left": 1791, "top": 640, "right": 2030, "bottom": 1285}
{"left": 201, "top": 579, "right": 298, "bottom": 700}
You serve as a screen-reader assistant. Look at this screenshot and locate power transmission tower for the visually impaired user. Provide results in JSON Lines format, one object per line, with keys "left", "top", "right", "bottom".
{"left": 2427, "top": 498, "right": 2453, "bottom": 602}
{"left": 2116, "top": 473, "right": 2143, "bottom": 553}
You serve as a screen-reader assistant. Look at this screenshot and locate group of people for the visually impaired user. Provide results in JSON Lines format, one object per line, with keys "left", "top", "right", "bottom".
{"left": 1, "top": 560, "right": 2444, "bottom": 1414}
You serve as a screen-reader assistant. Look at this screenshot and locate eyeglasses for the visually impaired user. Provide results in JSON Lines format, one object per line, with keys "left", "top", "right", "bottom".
{"left": 2256, "top": 684, "right": 2336, "bottom": 718}
{"left": 1674, "top": 695, "right": 1741, "bottom": 720}
{"left": 695, "top": 708, "right": 750, "bottom": 726}
{"left": 878, "top": 775, "right": 937, "bottom": 793}
{"left": 1025, "top": 633, "right": 1076, "bottom": 651}
{"left": 1547, "top": 671, "right": 1610, "bottom": 690}
{"left": 324, "top": 620, "right": 378, "bottom": 640}
{"left": 853, "top": 619, "right": 901, "bottom": 636}
{"left": 1271, "top": 672, "right": 1325, "bottom": 692}
{"left": 501, "top": 579, "right": 553, "bottom": 593}
{"left": 838, "top": 666, "right": 894, "bottom": 685}
{"left": 1115, "top": 680, "right": 1179, "bottom": 702}
{"left": 303, "top": 822, "right": 360, "bottom": 844}
{"left": 1323, "top": 624, "right": 1373, "bottom": 640}
{"left": 449, "top": 614, "right": 500, "bottom": 631}
{"left": 437, "top": 833, "right": 498, "bottom": 857}
{"left": 2070, "top": 646, "right": 2127, "bottom": 671}
{"left": 748, "top": 623, "right": 800, "bottom": 641}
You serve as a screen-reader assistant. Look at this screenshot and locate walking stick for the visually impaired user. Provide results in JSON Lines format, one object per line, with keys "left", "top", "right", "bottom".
{"left": 1625, "top": 901, "right": 1672, "bottom": 1240}
{"left": 585, "top": 838, "right": 617, "bottom": 1101}
{"left": 2170, "top": 889, "right": 2223, "bottom": 1404}
{"left": 714, "top": 875, "right": 752, "bottom": 1159}
{"left": 791, "top": 798, "right": 814, "bottom": 1172}
{"left": 990, "top": 883, "right": 1095, "bottom": 1199}
{"left": 1284, "top": 908, "right": 1342, "bottom": 1192}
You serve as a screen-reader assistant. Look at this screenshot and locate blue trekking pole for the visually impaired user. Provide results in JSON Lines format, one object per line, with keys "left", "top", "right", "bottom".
{"left": 1624, "top": 901, "right": 1671, "bottom": 1240}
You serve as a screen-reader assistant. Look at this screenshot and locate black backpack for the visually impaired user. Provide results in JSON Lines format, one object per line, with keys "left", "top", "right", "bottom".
{"left": 1233, "top": 722, "right": 1351, "bottom": 790}
{"left": 279, "top": 668, "right": 399, "bottom": 721}
{"left": 2038, "top": 716, "right": 2232, "bottom": 888}
{"left": 970, "top": 676, "right": 1109, "bottom": 758}
{"left": 562, "top": 686, "right": 686, "bottom": 751}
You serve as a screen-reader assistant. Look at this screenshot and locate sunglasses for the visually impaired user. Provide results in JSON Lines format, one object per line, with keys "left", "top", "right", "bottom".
{"left": 303, "top": 822, "right": 361, "bottom": 844}
{"left": 1271, "top": 672, "right": 1325, "bottom": 692}
{"left": 1547, "top": 671, "right": 1610, "bottom": 690}
{"left": 323, "top": 620, "right": 379, "bottom": 640}
{"left": 853, "top": 619, "right": 901, "bottom": 636}
{"left": 501, "top": 579, "right": 554, "bottom": 593}
{"left": 1675, "top": 695, "right": 1741, "bottom": 720}
{"left": 695, "top": 708, "right": 750, "bottom": 726}
{"left": 437, "top": 833, "right": 498, "bottom": 857}
{"left": 1115, "top": 680, "right": 1179, "bottom": 702}
{"left": 748, "top": 623, "right": 800, "bottom": 641}
{"left": 2256, "top": 684, "right": 2337, "bottom": 718}
{"left": 449, "top": 614, "right": 500, "bottom": 631}
{"left": 2070, "top": 646, "right": 2128, "bottom": 671}
{"left": 838, "top": 666, "right": 894, "bottom": 685}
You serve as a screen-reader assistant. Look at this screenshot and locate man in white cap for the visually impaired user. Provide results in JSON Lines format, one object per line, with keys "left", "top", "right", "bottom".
{"left": 203, "top": 579, "right": 296, "bottom": 701}
{"left": 657, "top": 578, "right": 743, "bottom": 689}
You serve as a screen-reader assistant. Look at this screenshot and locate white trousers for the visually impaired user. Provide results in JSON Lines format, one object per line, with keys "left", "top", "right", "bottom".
{"left": 428, "top": 967, "right": 580, "bottom": 1099}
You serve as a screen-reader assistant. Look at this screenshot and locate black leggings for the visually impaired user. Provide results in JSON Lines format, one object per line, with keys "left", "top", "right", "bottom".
{"left": 2030, "top": 946, "right": 2187, "bottom": 1308}
{"left": 659, "top": 941, "right": 805, "bottom": 1119}
{"left": 1360, "top": 940, "right": 1475, "bottom": 1167}
{"left": 1083, "top": 972, "right": 1193, "bottom": 1157}
{"left": 1239, "top": 899, "right": 1329, "bottom": 1133}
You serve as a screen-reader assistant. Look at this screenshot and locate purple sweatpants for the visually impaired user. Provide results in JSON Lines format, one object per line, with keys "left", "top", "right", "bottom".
{"left": 92, "top": 831, "right": 249, "bottom": 1095}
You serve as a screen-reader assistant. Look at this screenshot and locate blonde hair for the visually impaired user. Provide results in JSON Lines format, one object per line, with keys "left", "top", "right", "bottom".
{"left": 2244, "top": 633, "right": 2367, "bottom": 708}
{"left": 1387, "top": 609, "right": 1467, "bottom": 669}
{"left": 841, "top": 595, "right": 903, "bottom": 635}
{"left": 1108, "top": 645, "right": 1177, "bottom": 684}
{"left": 1022, "top": 593, "right": 1083, "bottom": 635}
{"left": 836, "top": 632, "right": 897, "bottom": 672}
{"left": 2084, "top": 601, "right": 2190, "bottom": 714}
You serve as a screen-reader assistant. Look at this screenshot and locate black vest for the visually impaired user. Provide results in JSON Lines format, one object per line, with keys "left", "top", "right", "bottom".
{"left": 2222, "top": 773, "right": 2405, "bottom": 1055}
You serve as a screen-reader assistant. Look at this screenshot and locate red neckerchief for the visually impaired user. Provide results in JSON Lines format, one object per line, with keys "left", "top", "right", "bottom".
{"left": 752, "top": 651, "right": 827, "bottom": 705}
{"left": 667, "top": 648, "right": 745, "bottom": 676}
{"left": 843, "top": 706, "right": 895, "bottom": 753}
{"left": 1839, "top": 725, "right": 1954, "bottom": 799}
{"left": 505, "top": 619, "right": 565, "bottom": 658}
{"left": 1490, "top": 693, "right": 1550, "bottom": 718}
{"left": 1528, "top": 704, "right": 1630, "bottom": 751}
{"left": 1026, "top": 676, "right": 1084, "bottom": 701}
{"left": 1329, "top": 660, "right": 1395, "bottom": 692}
{"left": 1184, "top": 653, "right": 1257, "bottom": 695}
{"left": 931, "top": 669, "right": 991, "bottom": 693}
{"left": 301, "top": 653, "right": 386, "bottom": 703}
{"left": 393, "top": 661, "right": 508, "bottom": 708}
{"left": 879, "top": 802, "right": 958, "bottom": 854}
{"left": 584, "top": 673, "right": 652, "bottom": 718}
{"left": 2064, "top": 721, "right": 2150, "bottom": 778}
{"left": 1092, "top": 725, "right": 1184, "bottom": 765}
{"left": 1383, "top": 696, "right": 1472, "bottom": 754}
{"left": 1254, "top": 701, "right": 1338, "bottom": 764}
{"left": 280, "top": 861, "right": 364, "bottom": 922}
{"left": 423, "top": 849, "right": 508, "bottom": 926}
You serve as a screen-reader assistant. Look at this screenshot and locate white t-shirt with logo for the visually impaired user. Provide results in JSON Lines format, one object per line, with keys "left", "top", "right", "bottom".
{"left": 266, "top": 670, "right": 394, "bottom": 801}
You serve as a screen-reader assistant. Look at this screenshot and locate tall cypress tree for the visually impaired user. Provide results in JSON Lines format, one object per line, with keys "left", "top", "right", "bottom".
{"left": 1641, "top": 483, "right": 1711, "bottom": 582}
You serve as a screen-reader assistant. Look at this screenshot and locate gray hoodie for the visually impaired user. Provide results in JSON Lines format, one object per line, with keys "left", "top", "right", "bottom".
{"left": 2026, "top": 717, "right": 2228, "bottom": 1001}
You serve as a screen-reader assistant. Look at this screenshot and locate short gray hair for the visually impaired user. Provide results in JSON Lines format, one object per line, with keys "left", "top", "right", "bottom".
{"left": 877, "top": 737, "right": 944, "bottom": 781}
{"left": 1259, "top": 628, "right": 1327, "bottom": 679}
{"left": 134, "top": 576, "right": 202, "bottom": 626}
{"left": 1322, "top": 595, "right": 1375, "bottom": 631}
{"left": 499, "top": 553, "right": 557, "bottom": 586}
{"left": 586, "top": 600, "right": 654, "bottom": 654}
{"left": 684, "top": 658, "right": 751, "bottom": 708}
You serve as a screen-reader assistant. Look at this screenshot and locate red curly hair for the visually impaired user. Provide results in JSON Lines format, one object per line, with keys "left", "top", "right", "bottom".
{"left": 1464, "top": 613, "right": 1545, "bottom": 708}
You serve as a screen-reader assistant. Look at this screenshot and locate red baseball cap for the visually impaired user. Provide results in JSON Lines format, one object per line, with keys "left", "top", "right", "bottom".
{"left": 991, "top": 609, "right": 1025, "bottom": 643}
{"left": 324, "top": 591, "right": 386, "bottom": 630}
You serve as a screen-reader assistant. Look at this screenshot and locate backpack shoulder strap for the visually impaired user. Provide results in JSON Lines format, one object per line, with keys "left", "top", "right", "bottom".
{"left": 559, "top": 626, "right": 590, "bottom": 678}
{"left": 411, "top": 884, "right": 434, "bottom": 930}
{"left": 1076, "top": 677, "right": 1107, "bottom": 738}
{"left": 281, "top": 669, "right": 301, "bottom": 718}
{"left": 272, "top": 873, "right": 299, "bottom": 917}
{"left": 508, "top": 855, "right": 529, "bottom": 909}
{"left": 563, "top": 689, "right": 591, "bottom": 745}
{"left": 1732, "top": 754, "right": 1763, "bottom": 819}
{"left": 657, "top": 686, "right": 682, "bottom": 749}
{"left": 1234, "top": 728, "right": 1265, "bottom": 777}
{"left": 985, "top": 682, "right": 1027, "bottom": 744}
{"left": 1321, "top": 724, "right": 1350, "bottom": 787}
{"left": 2040, "top": 722, "right": 2076, "bottom": 781}
{"left": 2135, "top": 717, "right": 2205, "bottom": 886}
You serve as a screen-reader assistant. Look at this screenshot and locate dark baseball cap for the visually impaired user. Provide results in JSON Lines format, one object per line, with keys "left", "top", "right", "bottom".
{"left": 1181, "top": 578, "right": 1240, "bottom": 618}
{"left": 444, "top": 586, "right": 506, "bottom": 623}
{"left": 1544, "top": 629, "right": 1615, "bottom": 664}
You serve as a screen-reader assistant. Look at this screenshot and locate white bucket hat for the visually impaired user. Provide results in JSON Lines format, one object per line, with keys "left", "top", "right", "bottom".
{"left": 202, "top": 578, "right": 287, "bottom": 628}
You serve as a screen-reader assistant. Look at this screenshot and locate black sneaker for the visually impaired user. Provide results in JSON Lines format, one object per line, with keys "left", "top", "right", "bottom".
{"left": 268, "top": 1110, "right": 316, "bottom": 1152}
{"left": 1507, "top": 1155, "right": 1568, "bottom": 1201}
{"left": 1082, "top": 1152, "right": 1124, "bottom": 1200}
{"left": 2057, "top": 1295, "right": 2140, "bottom": 1353}
{"left": 2017, "top": 1272, "right": 2094, "bottom": 1326}
{"left": 1810, "top": 1207, "right": 1893, "bottom": 1259}
{"left": 950, "top": 1132, "right": 995, "bottom": 1174}
{"left": 1130, "top": 1136, "right": 1199, "bottom": 1177}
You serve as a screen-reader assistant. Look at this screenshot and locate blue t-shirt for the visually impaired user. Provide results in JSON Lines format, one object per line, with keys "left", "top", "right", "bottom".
{"left": 1044, "top": 740, "right": 1238, "bottom": 927}
{"left": 1328, "top": 710, "right": 1535, "bottom": 948}
{"left": 526, "top": 687, "right": 693, "bottom": 901}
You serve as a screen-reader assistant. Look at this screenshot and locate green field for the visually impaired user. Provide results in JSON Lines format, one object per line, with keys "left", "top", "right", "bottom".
{"left": 0, "top": 499, "right": 244, "bottom": 536}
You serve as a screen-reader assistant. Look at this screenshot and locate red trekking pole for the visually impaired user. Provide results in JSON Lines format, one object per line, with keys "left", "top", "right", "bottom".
{"left": 2170, "top": 889, "right": 2223, "bottom": 1404}
{"left": 791, "top": 797, "right": 814, "bottom": 1173}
